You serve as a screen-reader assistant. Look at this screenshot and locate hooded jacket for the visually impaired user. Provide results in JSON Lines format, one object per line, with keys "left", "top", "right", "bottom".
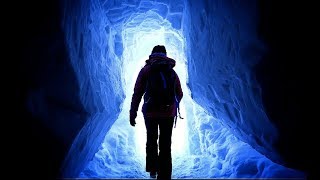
{"left": 130, "top": 53, "right": 183, "bottom": 118}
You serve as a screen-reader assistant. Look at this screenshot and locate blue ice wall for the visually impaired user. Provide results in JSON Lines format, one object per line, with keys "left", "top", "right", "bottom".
{"left": 183, "top": 0, "right": 278, "bottom": 161}
{"left": 61, "top": 0, "right": 125, "bottom": 177}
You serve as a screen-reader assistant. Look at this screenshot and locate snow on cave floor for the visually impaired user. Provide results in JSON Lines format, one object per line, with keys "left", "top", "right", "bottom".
{"left": 79, "top": 98, "right": 304, "bottom": 179}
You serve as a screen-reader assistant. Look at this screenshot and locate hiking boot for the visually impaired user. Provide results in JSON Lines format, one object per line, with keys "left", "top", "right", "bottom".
{"left": 150, "top": 171, "right": 157, "bottom": 178}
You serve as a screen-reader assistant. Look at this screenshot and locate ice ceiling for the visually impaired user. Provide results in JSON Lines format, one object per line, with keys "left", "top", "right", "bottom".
{"left": 60, "top": 0, "right": 304, "bottom": 178}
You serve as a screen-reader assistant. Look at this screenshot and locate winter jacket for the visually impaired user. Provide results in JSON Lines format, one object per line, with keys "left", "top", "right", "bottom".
{"left": 130, "top": 53, "right": 183, "bottom": 118}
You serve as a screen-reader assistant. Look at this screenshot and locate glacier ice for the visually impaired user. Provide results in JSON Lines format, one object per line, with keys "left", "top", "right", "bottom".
{"left": 61, "top": 0, "right": 305, "bottom": 178}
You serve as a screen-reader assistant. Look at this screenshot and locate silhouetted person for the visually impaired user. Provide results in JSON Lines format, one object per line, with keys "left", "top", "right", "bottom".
{"left": 130, "top": 45, "right": 183, "bottom": 180}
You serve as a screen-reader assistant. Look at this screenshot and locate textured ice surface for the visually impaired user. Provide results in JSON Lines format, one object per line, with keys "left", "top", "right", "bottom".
{"left": 62, "top": 0, "right": 305, "bottom": 178}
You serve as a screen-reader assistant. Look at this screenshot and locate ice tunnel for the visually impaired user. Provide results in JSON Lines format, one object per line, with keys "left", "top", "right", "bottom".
{"left": 59, "top": 0, "right": 305, "bottom": 178}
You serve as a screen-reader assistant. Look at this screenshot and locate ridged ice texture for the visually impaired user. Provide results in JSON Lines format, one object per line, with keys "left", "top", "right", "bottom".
{"left": 61, "top": 0, "right": 305, "bottom": 178}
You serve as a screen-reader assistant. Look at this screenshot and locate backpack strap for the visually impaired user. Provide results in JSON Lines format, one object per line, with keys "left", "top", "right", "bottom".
{"left": 173, "top": 72, "right": 183, "bottom": 128}
{"left": 159, "top": 72, "right": 167, "bottom": 88}
{"left": 174, "top": 100, "right": 184, "bottom": 128}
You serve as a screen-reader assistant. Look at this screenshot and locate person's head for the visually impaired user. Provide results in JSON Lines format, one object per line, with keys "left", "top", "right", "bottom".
{"left": 151, "top": 45, "right": 166, "bottom": 55}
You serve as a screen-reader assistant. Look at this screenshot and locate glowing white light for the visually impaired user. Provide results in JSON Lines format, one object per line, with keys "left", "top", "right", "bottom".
{"left": 121, "top": 19, "right": 189, "bottom": 160}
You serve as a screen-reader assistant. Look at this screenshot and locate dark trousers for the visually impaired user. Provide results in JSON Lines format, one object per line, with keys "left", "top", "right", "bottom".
{"left": 144, "top": 117, "right": 174, "bottom": 180}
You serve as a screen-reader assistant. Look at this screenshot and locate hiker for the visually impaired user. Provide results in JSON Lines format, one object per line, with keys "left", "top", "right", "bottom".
{"left": 129, "top": 45, "right": 183, "bottom": 180}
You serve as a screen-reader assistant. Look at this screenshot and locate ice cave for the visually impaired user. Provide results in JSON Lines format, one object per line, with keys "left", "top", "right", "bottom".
{"left": 57, "top": 0, "right": 305, "bottom": 178}
{"left": 16, "top": 0, "right": 312, "bottom": 179}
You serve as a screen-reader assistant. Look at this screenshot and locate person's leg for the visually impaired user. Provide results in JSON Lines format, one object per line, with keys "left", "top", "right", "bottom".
{"left": 157, "top": 117, "right": 174, "bottom": 180}
{"left": 144, "top": 117, "right": 159, "bottom": 175}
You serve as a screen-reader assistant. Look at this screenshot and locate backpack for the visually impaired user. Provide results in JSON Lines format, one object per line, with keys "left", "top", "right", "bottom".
{"left": 144, "top": 60, "right": 184, "bottom": 128}
{"left": 145, "top": 64, "right": 177, "bottom": 108}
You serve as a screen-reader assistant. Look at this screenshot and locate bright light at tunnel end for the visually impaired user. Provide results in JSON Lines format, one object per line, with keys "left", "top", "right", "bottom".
{"left": 121, "top": 21, "right": 190, "bottom": 159}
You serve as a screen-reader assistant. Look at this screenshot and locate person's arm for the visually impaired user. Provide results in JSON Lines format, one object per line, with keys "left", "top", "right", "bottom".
{"left": 175, "top": 73, "right": 183, "bottom": 103}
{"left": 130, "top": 67, "right": 147, "bottom": 126}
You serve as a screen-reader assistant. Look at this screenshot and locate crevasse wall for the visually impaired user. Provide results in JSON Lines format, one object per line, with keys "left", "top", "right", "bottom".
{"left": 61, "top": 0, "right": 124, "bottom": 177}
{"left": 183, "top": 0, "right": 279, "bottom": 160}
